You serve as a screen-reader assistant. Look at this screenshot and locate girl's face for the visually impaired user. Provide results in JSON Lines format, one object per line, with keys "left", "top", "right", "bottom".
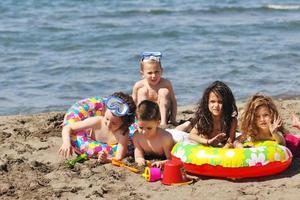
{"left": 137, "top": 120, "right": 160, "bottom": 138}
{"left": 255, "top": 106, "right": 272, "bottom": 131}
{"left": 104, "top": 110, "right": 123, "bottom": 132}
{"left": 208, "top": 92, "right": 223, "bottom": 117}
{"left": 141, "top": 62, "right": 162, "bottom": 86}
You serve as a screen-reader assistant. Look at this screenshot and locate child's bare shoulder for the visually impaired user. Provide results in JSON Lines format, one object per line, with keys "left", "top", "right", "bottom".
{"left": 159, "top": 128, "right": 173, "bottom": 139}
{"left": 160, "top": 77, "right": 173, "bottom": 85}
{"left": 133, "top": 79, "right": 146, "bottom": 89}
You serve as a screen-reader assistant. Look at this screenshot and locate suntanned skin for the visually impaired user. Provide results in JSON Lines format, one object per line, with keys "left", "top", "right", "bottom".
{"left": 58, "top": 109, "right": 128, "bottom": 163}
{"left": 132, "top": 62, "right": 177, "bottom": 126}
{"left": 252, "top": 106, "right": 285, "bottom": 145}
{"left": 133, "top": 119, "right": 174, "bottom": 168}
{"left": 188, "top": 92, "right": 237, "bottom": 148}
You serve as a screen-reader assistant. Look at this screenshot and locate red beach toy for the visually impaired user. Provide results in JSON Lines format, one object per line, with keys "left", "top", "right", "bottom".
{"left": 161, "top": 160, "right": 192, "bottom": 185}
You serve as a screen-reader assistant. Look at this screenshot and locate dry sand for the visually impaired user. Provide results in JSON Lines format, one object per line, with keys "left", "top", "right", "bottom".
{"left": 1, "top": 98, "right": 300, "bottom": 200}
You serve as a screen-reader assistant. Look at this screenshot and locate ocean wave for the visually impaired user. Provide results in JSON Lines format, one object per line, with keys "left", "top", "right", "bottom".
{"left": 194, "top": 5, "right": 300, "bottom": 14}
{"left": 266, "top": 4, "right": 300, "bottom": 10}
{"left": 96, "top": 5, "right": 283, "bottom": 17}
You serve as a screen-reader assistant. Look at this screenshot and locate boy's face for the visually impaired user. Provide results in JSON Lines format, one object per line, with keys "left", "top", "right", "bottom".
{"left": 104, "top": 110, "right": 123, "bottom": 132}
{"left": 255, "top": 106, "right": 272, "bottom": 131}
{"left": 137, "top": 119, "right": 160, "bottom": 138}
{"left": 140, "top": 62, "right": 162, "bottom": 86}
{"left": 208, "top": 92, "right": 223, "bottom": 117}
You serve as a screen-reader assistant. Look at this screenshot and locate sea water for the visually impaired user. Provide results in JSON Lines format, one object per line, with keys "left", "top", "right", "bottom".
{"left": 0, "top": 0, "right": 300, "bottom": 115}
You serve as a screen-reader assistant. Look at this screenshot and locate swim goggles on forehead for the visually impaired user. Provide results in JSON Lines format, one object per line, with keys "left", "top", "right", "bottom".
{"left": 141, "top": 51, "right": 162, "bottom": 62}
{"left": 105, "top": 96, "right": 132, "bottom": 117}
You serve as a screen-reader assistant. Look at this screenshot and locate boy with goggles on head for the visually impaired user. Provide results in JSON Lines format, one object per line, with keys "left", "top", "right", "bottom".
{"left": 133, "top": 100, "right": 175, "bottom": 168}
{"left": 59, "top": 92, "right": 136, "bottom": 163}
{"left": 132, "top": 51, "right": 178, "bottom": 127}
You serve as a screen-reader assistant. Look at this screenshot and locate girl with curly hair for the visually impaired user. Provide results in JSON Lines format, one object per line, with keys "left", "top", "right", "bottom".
{"left": 188, "top": 81, "right": 238, "bottom": 148}
{"left": 239, "top": 94, "right": 286, "bottom": 146}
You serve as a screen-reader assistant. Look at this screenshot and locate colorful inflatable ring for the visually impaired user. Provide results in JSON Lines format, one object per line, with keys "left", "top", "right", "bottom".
{"left": 63, "top": 96, "right": 135, "bottom": 157}
{"left": 171, "top": 140, "right": 292, "bottom": 179}
{"left": 63, "top": 96, "right": 106, "bottom": 126}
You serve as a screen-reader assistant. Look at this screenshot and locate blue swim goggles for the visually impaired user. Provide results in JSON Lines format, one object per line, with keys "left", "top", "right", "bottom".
{"left": 105, "top": 96, "right": 133, "bottom": 117}
{"left": 141, "top": 51, "right": 162, "bottom": 62}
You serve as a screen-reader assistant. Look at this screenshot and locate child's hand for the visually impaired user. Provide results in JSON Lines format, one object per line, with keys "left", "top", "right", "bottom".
{"left": 233, "top": 141, "right": 244, "bottom": 148}
{"left": 97, "top": 150, "right": 108, "bottom": 163}
{"left": 58, "top": 142, "right": 73, "bottom": 158}
{"left": 209, "top": 133, "right": 226, "bottom": 146}
{"left": 223, "top": 142, "right": 234, "bottom": 148}
{"left": 292, "top": 113, "right": 300, "bottom": 130}
{"left": 151, "top": 161, "right": 165, "bottom": 169}
{"left": 269, "top": 115, "right": 283, "bottom": 133}
{"left": 136, "top": 158, "right": 146, "bottom": 167}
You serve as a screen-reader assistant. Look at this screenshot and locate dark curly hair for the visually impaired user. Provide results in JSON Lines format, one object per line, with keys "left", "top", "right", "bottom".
{"left": 191, "top": 81, "right": 238, "bottom": 138}
{"left": 111, "top": 92, "right": 136, "bottom": 135}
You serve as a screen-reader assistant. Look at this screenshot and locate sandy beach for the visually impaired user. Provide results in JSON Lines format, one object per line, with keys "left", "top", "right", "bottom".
{"left": 1, "top": 98, "right": 300, "bottom": 200}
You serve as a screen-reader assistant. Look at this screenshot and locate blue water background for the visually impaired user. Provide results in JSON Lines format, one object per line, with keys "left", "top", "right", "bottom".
{"left": 1, "top": 0, "right": 300, "bottom": 115}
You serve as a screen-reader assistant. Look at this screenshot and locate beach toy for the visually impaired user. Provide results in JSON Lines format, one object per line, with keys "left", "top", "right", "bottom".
{"left": 111, "top": 159, "right": 139, "bottom": 173}
{"left": 161, "top": 160, "right": 192, "bottom": 185}
{"left": 67, "top": 153, "right": 88, "bottom": 168}
{"left": 142, "top": 167, "right": 162, "bottom": 182}
{"left": 172, "top": 140, "right": 293, "bottom": 179}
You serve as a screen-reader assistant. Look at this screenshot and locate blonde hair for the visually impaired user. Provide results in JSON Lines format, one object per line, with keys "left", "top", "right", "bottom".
{"left": 140, "top": 60, "right": 162, "bottom": 71}
{"left": 240, "top": 93, "right": 284, "bottom": 140}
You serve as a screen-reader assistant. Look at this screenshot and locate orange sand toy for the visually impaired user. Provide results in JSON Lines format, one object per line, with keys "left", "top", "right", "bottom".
{"left": 112, "top": 159, "right": 139, "bottom": 173}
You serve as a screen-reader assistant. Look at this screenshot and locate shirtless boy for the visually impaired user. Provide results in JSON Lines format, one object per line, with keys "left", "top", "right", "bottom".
{"left": 133, "top": 100, "right": 175, "bottom": 168}
{"left": 132, "top": 52, "right": 177, "bottom": 126}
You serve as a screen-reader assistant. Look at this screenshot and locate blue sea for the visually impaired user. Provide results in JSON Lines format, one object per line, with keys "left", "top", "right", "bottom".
{"left": 1, "top": 0, "right": 300, "bottom": 115}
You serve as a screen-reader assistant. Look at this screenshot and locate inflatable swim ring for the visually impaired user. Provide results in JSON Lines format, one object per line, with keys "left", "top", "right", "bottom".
{"left": 171, "top": 140, "right": 292, "bottom": 178}
{"left": 63, "top": 96, "right": 134, "bottom": 157}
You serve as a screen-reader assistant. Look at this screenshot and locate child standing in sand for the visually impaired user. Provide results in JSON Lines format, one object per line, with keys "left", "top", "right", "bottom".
{"left": 133, "top": 100, "right": 175, "bottom": 168}
{"left": 187, "top": 81, "right": 238, "bottom": 148}
{"left": 238, "top": 94, "right": 286, "bottom": 146}
{"left": 132, "top": 51, "right": 177, "bottom": 126}
{"left": 58, "top": 92, "right": 136, "bottom": 163}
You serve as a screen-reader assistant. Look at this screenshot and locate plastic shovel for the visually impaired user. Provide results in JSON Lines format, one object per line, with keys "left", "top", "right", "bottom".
{"left": 112, "top": 159, "right": 139, "bottom": 173}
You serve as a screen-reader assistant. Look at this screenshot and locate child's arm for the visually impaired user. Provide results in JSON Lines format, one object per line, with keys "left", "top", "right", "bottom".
{"left": 132, "top": 81, "right": 142, "bottom": 104}
{"left": 292, "top": 113, "right": 300, "bottom": 130}
{"left": 269, "top": 115, "right": 286, "bottom": 146}
{"left": 58, "top": 126, "right": 74, "bottom": 158}
{"left": 152, "top": 132, "right": 175, "bottom": 168}
{"left": 132, "top": 84, "right": 138, "bottom": 104}
{"left": 271, "top": 131, "right": 286, "bottom": 146}
{"left": 234, "top": 135, "right": 246, "bottom": 148}
{"left": 166, "top": 81, "right": 177, "bottom": 125}
{"left": 58, "top": 117, "right": 102, "bottom": 158}
{"left": 114, "top": 133, "right": 128, "bottom": 160}
{"left": 132, "top": 133, "right": 146, "bottom": 166}
{"left": 224, "top": 118, "right": 238, "bottom": 148}
{"left": 189, "top": 127, "right": 226, "bottom": 146}
{"left": 97, "top": 132, "right": 128, "bottom": 163}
